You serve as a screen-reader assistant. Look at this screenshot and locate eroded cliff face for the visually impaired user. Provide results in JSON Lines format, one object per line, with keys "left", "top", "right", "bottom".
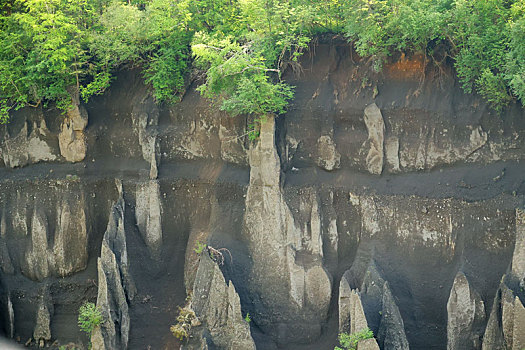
{"left": 0, "top": 43, "right": 524, "bottom": 350}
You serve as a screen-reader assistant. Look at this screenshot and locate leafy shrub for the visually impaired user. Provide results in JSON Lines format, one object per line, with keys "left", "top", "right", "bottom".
{"left": 334, "top": 327, "right": 374, "bottom": 350}
{"left": 1, "top": 0, "right": 524, "bottom": 122}
{"left": 78, "top": 302, "right": 103, "bottom": 334}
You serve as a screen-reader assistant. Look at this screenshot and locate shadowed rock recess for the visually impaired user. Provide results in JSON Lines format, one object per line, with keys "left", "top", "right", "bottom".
{"left": 0, "top": 43, "right": 524, "bottom": 350}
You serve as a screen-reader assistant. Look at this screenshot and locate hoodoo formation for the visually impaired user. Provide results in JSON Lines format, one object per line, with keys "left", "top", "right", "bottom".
{"left": 0, "top": 0, "right": 524, "bottom": 349}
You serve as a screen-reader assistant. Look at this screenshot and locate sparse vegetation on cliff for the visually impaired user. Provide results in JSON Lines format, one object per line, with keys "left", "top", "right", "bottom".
{"left": 0, "top": 0, "right": 524, "bottom": 122}
{"left": 334, "top": 327, "right": 374, "bottom": 350}
{"left": 77, "top": 301, "right": 103, "bottom": 348}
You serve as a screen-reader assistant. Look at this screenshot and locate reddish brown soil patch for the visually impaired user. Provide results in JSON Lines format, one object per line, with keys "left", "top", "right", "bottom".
{"left": 385, "top": 53, "right": 426, "bottom": 80}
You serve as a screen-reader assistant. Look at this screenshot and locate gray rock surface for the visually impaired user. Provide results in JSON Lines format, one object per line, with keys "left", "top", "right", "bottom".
{"left": 187, "top": 253, "right": 255, "bottom": 350}
{"left": 317, "top": 134, "right": 340, "bottom": 171}
{"left": 1, "top": 119, "right": 57, "bottom": 168}
{"left": 94, "top": 241, "right": 130, "bottom": 350}
{"left": 219, "top": 115, "right": 248, "bottom": 164}
{"left": 58, "top": 104, "right": 88, "bottom": 162}
{"left": 378, "top": 282, "right": 410, "bottom": 350}
{"left": 33, "top": 288, "right": 53, "bottom": 347}
{"left": 358, "top": 338, "right": 380, "bottom": 350}
{"left": 447, "top": 271, "right": 485, "bottom": 350}
{"left": 363, "top": 103, "right": 385, "bottom": 175}
{"left": 23, "top": 208, "right": 52, "bottom": 281}
{"left": 104, "top": 181, "right": 136, "bottom": 300}
{"left": 92, "top": 186, "right": 135, "bottom": 350}
{"left": 384, "top": 136, "right": 400, "bottom": 172}
{"left": 133, "top": 111, "right": 159, "bottom": 180}
{"left": 135, "top": 180, "right": 163, "bottom": 260}
{"left": 513, "top": 208, "right": 525, "bottom": 288}
{"left": 17, "top": 188, "right": 89, "bottom": 281}
{"left": 0, "top": 211, "right": 13, "bottom": 274}
{"left": 482, "top": 279, "right": 525, "bottom": 350}
{"left": 243, "top": 116, "right": 332, "bottom": 344}
{"left": 339, "top": 257, "right": 407, "bottom": 350}
{"left": 52, "top": 197, "right": 89, "bottom": 277}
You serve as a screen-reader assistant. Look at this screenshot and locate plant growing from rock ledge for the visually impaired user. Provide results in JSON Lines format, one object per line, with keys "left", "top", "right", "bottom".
{"left": 78, "top": 302, "right": 102, "bottom": 335}
{"left": 334, "top": 327, "right": 374, "bottom": 350}
{"left": 194, "top": 241, "right": 207, "bottom": 255}
{"left": 170, "top": 305, "right": 198, "bottom": 341}
{"left": 78, "top": 302, "right": 103, "bottom": 349}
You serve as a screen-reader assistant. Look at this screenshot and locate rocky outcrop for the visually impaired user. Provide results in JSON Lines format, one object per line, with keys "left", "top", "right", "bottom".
{"left": 482, "top": 278, "right": 525, "bottom": 350}
{"left": 104, "top": 181, "right": 136, "bottom": 300}
{"left": 400, "top": 124, "right": 488, "bottom": 171}
{"left": 2, "top": 184, "right": 90, "bottom": 281}
{"left": 58, "top": 102, "right": 88, "bottom": 162}
{"left": 135, "top": 181, "right": 163, "bottom": 260}
{"left": 339, "top": 277, "right": 371, "bottom": 335}
{"left": 33, "top": 287, "right": 53, "bottom": 348}
{"left": 1, "top": 118, "right": 57, "bottom": 168}
{"left": 481, "top": 209, "right": 525, "bottom": 350}
{"left": 363, "top": 103, "right": 385, "bottom": 175}
{"left": 384, "top": 136, "right": 400, "bottom": 172}
{"left": 0, "top": 211, "right": 13, "bottom": 275}
{"left": 93, "top": 240, "right": 131, "bottom": 350}
{"left": 132, "top": 110, "right": 159, "bottom": 180}
{"left": 92, "top": 184, "right": 135, "bottom": 350}
{"left": 165, "top": 100, "right": 247, "bottom": 165}
{"left": 513, "top": 209, "right": 525, "bottom": 288}
{"left": 218, "top": 115, "right": 248, "bottom": 164}
{"left": 378, "top": 282, "right": 410, "bottom": 350}
{"left": 1, "top": 45, "right": 525, "bottom": 350}
{"left": 338, "top": 259, "right": 408, "bottom": 350}
{"left": 22, "top": 196, "right": 88, "bottom": 281}
{"left": 185, "top": 253, "right": 255, "bottom": 350}
{"left": 446, "top": 272, "right": 485, "bottom": 350}
{"left": 23, "top": 208, "right": 52, "bottom": 281}
{"left": 317, "top": 134, "right": 340, "bottom": 171}
{"left": 52, "top": 197, "right": 89, "bottom": 277}
{"left": 243, "top": 116, "right": 332, "bottom": 344}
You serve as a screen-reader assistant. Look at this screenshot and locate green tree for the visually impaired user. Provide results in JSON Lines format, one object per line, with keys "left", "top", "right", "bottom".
{"left": 78, "top": 302, "right": 103, "bottom": 334}
{"left": 0, "top": 0, "right": 110, "bottom": 122}
{"left": 1, "top": 0, "right": 524, "bottom": 123}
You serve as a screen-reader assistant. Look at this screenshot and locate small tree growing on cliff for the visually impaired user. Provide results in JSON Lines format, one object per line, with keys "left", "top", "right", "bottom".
{"left": 78, "top": 302, "right": 102, "bottom": 335}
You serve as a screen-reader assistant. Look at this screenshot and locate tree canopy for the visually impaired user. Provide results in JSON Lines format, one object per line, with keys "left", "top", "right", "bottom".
{"left": 0, "top": 0, "right": 524, "bottom": 123}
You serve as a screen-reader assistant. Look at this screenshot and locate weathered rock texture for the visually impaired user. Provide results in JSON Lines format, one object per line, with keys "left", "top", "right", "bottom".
{"left": 135, "top": 180, "right": 163, "bottom": 260}
{"left": 33, "top": 287, "right": 53, "bottom": 347}
{"left": 184, "top": 253, "right": 255, "bottom": 350}
{"left": 59, "top": 103, "right": 88, "bottom": 162}
{"left": 480, "top": 209, "right": 525, "bottom": 350}
{"left": 339, "top": 254, "right": 408, "bottom": 350}
{"left": 447, "top": 272, "right": 485, "bottom": 350}
{"left": 363, "top": 103, "right": 385, "bottom": 175}
{"left": 0, "top": 118, "right": 57, "bottom": 168}
{"left": 243, "top": 116, "right": 332, "bottom": 344}
{"left": 0, "top": 43, "right": 524, "bottom": 350}
{"left": 317, "top": 133, "right": 340, "bottom": 171}
{"left": 12, "top": 189, "right": 89, "bottom": 281}
{"left": 93, "top": 193, "right": 134, "bottom": 350}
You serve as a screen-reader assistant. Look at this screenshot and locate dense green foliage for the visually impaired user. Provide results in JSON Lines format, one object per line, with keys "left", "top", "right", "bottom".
{"left": 344, "top": 0, "right": 525, "bottom": 111}
{"left": 334, "top": 327, "right": 374, "bottom": 350}
{"left": 78, "top": 302, "right": 102, "bottom": 334}
{"left": 0, "top": 0, "right": 524, "bottom": 123}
